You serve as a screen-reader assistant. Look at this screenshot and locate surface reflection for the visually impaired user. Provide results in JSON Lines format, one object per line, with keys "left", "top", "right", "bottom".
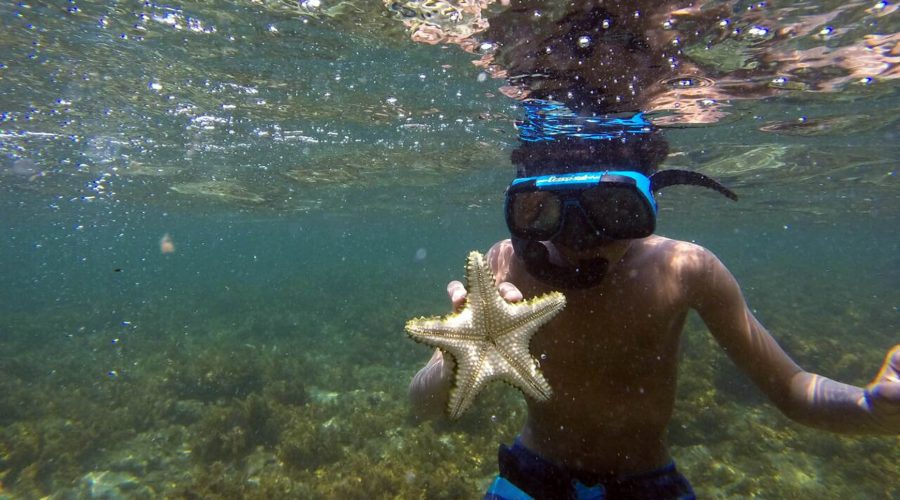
{"left": 393, "top": 0, "right": 899, "bottom": 124}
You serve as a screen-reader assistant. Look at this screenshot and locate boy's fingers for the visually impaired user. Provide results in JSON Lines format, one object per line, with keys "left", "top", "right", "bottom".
{"left": 447, "top": 280, "right": 522, "bottom": 308}
{"left": 874, "top": 345, "right": 900, "bottom": 383}
{"left": 498, "top": 282, "right": 524, "bottom": 303}
{"left": 871, "top": 382, "right": 900, "bottom": 403}
{"left": 888, "top": 345, "right": 900, "bottom": 371}
{"left": 447, "top": 280, "right": 467, "bottom": 310}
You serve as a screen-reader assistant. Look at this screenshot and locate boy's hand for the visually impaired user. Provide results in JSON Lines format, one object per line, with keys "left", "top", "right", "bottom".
{"left": 864, "top": 345, "right": 900, "bottom": 432}
{"left": 446, "top": 280, "right": 524, "bottom": 312}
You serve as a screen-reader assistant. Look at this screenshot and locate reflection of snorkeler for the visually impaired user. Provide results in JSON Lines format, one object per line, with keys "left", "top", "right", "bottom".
{"left": 408, "top": 2, "right": 900, "bottom": 498}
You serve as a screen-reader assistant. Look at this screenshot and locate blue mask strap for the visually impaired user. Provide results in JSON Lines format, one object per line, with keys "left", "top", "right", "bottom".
{"left": 517, "top": 99, "right": 653, "bottom": 143}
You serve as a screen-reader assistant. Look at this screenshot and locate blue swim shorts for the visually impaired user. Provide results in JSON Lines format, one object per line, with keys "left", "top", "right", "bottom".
{"left": 484, "top": 438, "right": 695, "bottom": 500}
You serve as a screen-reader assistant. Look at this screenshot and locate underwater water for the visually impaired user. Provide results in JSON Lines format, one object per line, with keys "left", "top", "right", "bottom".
{"left": 1, "top": 0, "right": 898, "bottom": 498}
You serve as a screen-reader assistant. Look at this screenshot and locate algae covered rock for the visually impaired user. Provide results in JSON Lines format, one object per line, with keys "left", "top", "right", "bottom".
{"left": 76, "top": 471, "right": 155, "bottom": 499}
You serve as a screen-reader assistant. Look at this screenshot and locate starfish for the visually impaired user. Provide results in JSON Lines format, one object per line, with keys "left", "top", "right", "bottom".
{"left": 406, "top": 251, "right": 566, "bottom": 419}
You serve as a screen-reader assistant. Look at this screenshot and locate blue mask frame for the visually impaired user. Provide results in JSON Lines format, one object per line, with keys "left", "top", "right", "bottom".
{"left": 505, "top": 170, "right": 658, "bottom": 241}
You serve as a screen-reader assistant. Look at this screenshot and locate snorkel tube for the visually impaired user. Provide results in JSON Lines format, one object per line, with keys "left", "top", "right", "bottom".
{"left": 650, "top": 169, "right": 738, "bottom": 201}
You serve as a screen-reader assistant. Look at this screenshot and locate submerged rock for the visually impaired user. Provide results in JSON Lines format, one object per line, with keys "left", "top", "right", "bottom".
{"left": 700, "top": 145, "right": 787, "bottom": 176}
{"left": 169, "top": 181, "right": 265, "bottom": 204}
{"left": 75, "top": 471, "right": 154, "bottom": 499}
{"left": 759, "top": 114, "right": 885, "bottom": 137}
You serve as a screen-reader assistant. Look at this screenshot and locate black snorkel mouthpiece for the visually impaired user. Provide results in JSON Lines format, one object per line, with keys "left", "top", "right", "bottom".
{"left": 511, "top": 237, "right": 610, "bottom": 290}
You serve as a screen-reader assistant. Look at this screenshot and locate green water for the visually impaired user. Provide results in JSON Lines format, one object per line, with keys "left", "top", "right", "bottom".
{"left": 1, "top": 0, "right": 898, "bottom": 498}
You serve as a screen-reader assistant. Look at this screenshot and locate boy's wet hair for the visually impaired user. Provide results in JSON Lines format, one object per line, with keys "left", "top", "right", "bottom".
{"left": 511, "top": 129, "right": 669, "bottom": 178}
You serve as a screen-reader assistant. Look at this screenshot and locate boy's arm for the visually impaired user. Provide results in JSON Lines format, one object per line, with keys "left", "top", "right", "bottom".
{"left": 689, "top": 248, "right": 899, "bottom": 434}
{"left": 409, "top": 348, "right": 454, "bottom": 420}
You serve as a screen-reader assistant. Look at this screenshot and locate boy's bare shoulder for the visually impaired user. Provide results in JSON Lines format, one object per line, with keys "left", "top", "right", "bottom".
{"left": 631, "top": 235, "right": 724, "bottom": 280}
{"left": 636, "top": 236, "right": 736, "bottom": 306}
{"left": 634, "top": 235, "right": 714, "bottom": 261}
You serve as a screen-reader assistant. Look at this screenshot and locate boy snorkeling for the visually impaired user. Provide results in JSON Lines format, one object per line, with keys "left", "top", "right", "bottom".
{"left": 408, "top": 101, "right": 900, "bottom": 499}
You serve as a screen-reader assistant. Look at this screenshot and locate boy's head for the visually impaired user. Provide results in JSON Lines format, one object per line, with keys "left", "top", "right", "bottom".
{"left": 504, "top": 100, "right": 736, "bottom": 289}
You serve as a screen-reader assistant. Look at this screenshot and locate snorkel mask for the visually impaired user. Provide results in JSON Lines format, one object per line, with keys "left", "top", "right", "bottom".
{"left": 506, "top": 169, "right": 737, "bottom": 242}
{"left": 507, "top": 100, "right": 737, "bottom": 289}
{"left": 505, "top": 168, "right": 737, "bottom": 289}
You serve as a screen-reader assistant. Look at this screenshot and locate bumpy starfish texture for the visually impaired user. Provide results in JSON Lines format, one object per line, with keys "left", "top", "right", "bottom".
{"left": 406, "top": 251, "right": 566, "bottom": 420}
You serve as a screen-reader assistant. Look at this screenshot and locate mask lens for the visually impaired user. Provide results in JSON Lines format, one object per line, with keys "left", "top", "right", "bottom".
{"left": 581, "top": 185, "right": 653, "bottom": 238}
{"left": 508, "top": 190, "right": 562, "bottom": 238}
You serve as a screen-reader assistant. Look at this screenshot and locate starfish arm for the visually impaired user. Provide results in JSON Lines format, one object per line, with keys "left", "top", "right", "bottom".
{"left": 406, "top": 310, "right": 480, "bottom": 345}
{"left": 490, "top": 327, "right": 555, "bottom": 401}
{"left": 463, "top": 251, "right": 497, "bottom": 320}
{"left": 447, "top": 342, "right": 494, "bottom": 419}
{"left": 499, "top": 369, "right": 553, "bottom": 402}
{"left": 500, "top": 293, "right": 567, "bottom": 335}
{"left": 484, "top": 347, "right": 552, "bottom": 401}
{"left": 489, "top": 295, "right": 564, "bottom": 401}
{"left": 498, "top": 352, "right": 554, "bottom": 401}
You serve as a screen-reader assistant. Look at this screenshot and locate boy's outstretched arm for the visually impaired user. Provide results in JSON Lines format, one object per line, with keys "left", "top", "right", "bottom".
{"left": 689, "top": 248, "right": 899, "bottom": 434}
